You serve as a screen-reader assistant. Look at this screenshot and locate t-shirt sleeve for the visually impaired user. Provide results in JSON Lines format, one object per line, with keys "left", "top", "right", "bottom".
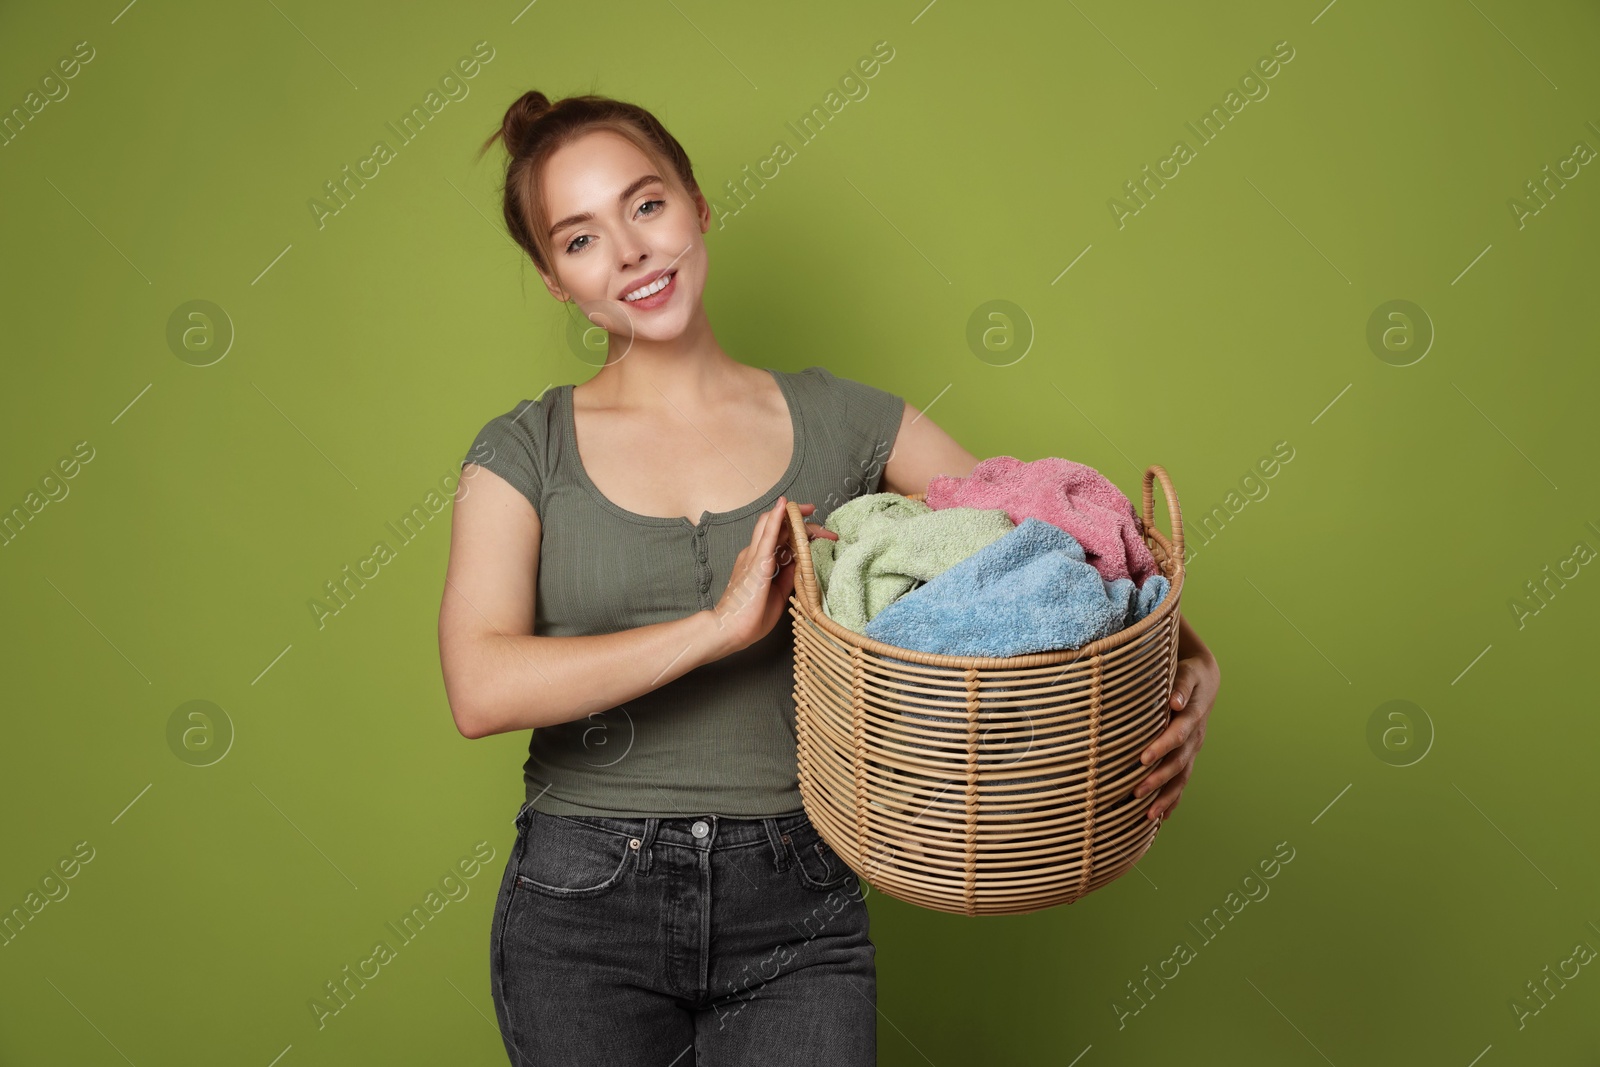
{"left": 807, "top": 365, "right": 906, "bottom": 495}
{"left": 462, "top": 398, "right": 548, "bottom": 517}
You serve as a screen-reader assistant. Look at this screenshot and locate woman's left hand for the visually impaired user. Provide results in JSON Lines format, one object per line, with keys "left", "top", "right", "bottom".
{"left": 1133, "top": 652, "right": 1220, "bottom": 822}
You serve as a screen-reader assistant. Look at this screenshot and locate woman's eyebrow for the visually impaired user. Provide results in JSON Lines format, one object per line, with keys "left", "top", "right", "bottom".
{"left": 548, "top": 174, "right": 665, "bottom": 238}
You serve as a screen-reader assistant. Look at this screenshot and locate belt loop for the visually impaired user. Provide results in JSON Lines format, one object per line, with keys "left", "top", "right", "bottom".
{"left": 762, "top": 818, "right": 790, "bottom": 873}
{"left": 638, "top": 817, "right": 660, "bottom": 875}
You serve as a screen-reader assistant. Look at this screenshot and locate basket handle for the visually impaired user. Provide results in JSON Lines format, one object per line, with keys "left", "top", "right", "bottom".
{"left": 783, "top": 499, "right": 825, "bottom": 617}
{"left": 1141, "top": 464, "right": 1185, "bottom": 569}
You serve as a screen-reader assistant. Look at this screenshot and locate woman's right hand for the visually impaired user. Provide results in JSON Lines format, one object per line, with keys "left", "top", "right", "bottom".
{"left": 708, "top": 495, "right": 834, "bottom": 656}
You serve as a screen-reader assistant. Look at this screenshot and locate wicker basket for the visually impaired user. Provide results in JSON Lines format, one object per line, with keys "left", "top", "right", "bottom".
{"left": 782, "top": 464, "right": 1186, "bottom": 916}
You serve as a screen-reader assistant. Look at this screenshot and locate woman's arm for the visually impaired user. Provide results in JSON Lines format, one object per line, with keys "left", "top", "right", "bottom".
{"left": 439, "top": 469, "right": 821, "bottom": 739}
{"left": 880, "top": 401, "right": 980, "bottom": 496}
{"left": 439, "top": 467, "right": 724, "bottom": 738}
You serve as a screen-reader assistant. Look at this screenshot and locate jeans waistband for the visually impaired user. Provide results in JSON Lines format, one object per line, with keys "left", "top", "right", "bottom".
{"left": 517, "top": 805, "right": 814, "bottom": 854}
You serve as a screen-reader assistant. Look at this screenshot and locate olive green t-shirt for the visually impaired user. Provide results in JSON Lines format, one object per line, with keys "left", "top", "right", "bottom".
{"left": 461, "top": 365, "right": 906, "bottom": 818}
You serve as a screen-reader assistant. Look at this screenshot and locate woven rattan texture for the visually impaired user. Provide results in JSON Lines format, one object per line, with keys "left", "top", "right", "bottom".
{"left": 784, "top": 466, "right": 1186, "bottom": 916}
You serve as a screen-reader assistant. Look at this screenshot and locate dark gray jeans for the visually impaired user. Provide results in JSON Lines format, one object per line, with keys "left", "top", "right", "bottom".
{"left": 489, "top": 802, "right": 877, "bottom": 1064}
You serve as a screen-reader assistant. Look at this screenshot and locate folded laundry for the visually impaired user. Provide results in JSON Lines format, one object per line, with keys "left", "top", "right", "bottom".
{"left": 862, "top": 517, "right": 1170, "bottom": 658}
{"left": 810, "top": 493, "right": 1017, "bottom": 634}
{"left": 925, "top": 456, "right": 1158, "bottom": 585}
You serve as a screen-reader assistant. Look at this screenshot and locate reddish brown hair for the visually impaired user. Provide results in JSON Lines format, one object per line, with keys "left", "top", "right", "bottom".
{"left": 478, "top": 91, "right": 703, "bottom": 280}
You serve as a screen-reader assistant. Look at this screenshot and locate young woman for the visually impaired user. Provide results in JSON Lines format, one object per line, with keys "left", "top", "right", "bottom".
{"left": 439, "top": 91, "right": 1219, "bottom": 1065}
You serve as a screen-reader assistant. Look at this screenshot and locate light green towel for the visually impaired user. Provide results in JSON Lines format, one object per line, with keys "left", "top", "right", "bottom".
{"left": 812, "top": 493, "right": 926, "bottom": 594}
{"left": 809, "top": 493, "right": 1015, "bottom": 633}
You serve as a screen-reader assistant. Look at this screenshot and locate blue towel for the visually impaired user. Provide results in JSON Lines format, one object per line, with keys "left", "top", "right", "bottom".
{"left": 863, "top": 518, "right": 1170, "bottom": 658}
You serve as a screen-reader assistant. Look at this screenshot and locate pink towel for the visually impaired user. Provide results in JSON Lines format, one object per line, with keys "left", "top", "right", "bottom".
{"left": 924, "top": 456, "right": 1157, "bottom": 584}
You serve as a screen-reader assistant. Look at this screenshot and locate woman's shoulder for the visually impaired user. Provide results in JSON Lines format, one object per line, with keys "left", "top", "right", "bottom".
{"left": 462, "top": 388, "right": 566, "bottom": 513}
{"left": 785, "top": 364, "right": 901, "bottom": 405}
{"left": 785, "top": 364, "right": 903, "bottom": 423}
{"left": 468, "top": 388, "right": 563, "bottom": 452}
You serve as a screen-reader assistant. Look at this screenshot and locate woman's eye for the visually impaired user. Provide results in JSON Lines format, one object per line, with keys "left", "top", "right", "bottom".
{"left": 565, "top": 200, "right": 661, "bottom": 254}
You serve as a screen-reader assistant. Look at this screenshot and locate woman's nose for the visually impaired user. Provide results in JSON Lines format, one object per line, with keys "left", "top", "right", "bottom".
{"left": 616, "top": 244, "right": 649, "bottom": 275}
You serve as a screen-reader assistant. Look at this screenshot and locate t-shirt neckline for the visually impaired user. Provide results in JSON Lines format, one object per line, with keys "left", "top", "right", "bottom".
{"left": 559, "top": 366, "right": 806, "bottom": 528}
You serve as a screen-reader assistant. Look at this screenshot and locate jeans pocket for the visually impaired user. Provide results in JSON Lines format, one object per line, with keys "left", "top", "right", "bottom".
{"left": 513, "top": 799, "right": 539, "bottom": 832}
{"left": 786, "top": 824, "right": 857, "bottom": 892}
{"left": 514, "top": 814, "right": 635, "bottom": 900}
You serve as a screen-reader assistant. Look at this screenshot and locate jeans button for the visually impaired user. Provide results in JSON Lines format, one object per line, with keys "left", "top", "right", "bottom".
{"left": 691, "top": 819, "right": 709, "bottom": 839}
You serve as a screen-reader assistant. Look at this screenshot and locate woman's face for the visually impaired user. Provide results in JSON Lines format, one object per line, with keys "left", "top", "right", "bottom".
{"left": 537, "top": 129, "right": 711, "bottom": 347}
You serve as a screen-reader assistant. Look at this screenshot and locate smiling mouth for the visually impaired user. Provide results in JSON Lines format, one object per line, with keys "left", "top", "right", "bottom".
{"left": 623, "top": 270, "right": 676, "bottom": 303}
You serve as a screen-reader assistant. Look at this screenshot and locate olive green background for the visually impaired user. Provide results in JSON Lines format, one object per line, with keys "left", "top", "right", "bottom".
{"left": 3, "top": 0, "right": 1598, "bottom": 1063}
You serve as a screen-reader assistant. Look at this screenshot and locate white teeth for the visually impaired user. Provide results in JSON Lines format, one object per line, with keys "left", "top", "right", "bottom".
{"left": 624, "top": 272, "right": 673, "bottom": 301}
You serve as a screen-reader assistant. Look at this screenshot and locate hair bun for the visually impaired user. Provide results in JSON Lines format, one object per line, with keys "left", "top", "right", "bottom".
{"left": 503, "top": 90, "right": 552, "bottom": 152}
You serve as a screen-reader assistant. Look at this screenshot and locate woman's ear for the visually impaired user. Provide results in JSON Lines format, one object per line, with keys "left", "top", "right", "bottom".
{"left": 693, "top": 188, "right": 711, "bottom": 233}
{"left": 536, "top": 267, "right": 568, "bottom": 303}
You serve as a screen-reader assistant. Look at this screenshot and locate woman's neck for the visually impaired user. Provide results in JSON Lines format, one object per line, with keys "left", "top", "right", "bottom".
{"left": 579, "top": 318, "right": 753, "bottom": 411}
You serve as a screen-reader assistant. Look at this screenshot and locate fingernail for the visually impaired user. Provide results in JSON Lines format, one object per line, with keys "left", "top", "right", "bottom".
{"left": 1174, "top": 692, "right": 1186, "bottom": 709}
